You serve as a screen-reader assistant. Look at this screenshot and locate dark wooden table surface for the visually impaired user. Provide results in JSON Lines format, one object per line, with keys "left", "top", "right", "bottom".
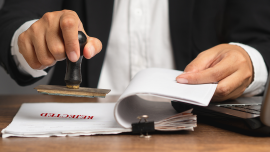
{"left": 1, "top": 95, "right": 270, "bottom": 152}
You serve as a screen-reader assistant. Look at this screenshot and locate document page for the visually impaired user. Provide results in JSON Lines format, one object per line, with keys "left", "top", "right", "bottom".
{"left": 119, "top": 68, "right": 217, "bottom": 106}
{"left": 2, "top": 103, "right": 130, "bottom": 138}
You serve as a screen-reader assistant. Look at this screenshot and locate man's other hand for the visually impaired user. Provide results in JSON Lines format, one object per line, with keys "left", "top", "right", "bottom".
{"left": 176, "top": 44, "right": 254, "bottom": 102}
{"left": 18, "top": 10, "right": 102, "bottom": 70}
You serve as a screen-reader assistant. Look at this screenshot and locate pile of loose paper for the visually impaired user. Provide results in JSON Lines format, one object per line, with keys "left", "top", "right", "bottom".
{"left": 2, "top": 103, "right": 196, "bottom": 138}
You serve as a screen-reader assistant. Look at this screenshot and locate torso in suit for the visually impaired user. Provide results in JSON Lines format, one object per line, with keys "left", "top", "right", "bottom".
{"left": 0, "top": 0, "right": 269, "bottom": 87}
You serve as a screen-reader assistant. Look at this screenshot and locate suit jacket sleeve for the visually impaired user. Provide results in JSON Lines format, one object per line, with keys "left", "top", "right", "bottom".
{"left": 0, "top": 0, "right": 63, "bottom": 86}
{"left": 224, "top": 0, "right": 270, "bottom": 70}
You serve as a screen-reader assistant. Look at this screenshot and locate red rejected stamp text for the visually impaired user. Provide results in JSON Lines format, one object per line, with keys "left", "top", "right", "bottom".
{"left": 40, "top": 113, "right": 94, "bottom": 119}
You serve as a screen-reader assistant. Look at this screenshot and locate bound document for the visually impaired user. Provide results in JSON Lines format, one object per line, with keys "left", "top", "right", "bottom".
{"left": 2, "top": 68, "right": 217, "bottom": 138}
{"left": 114, "top": 68, "right": 217, "bottom": 128}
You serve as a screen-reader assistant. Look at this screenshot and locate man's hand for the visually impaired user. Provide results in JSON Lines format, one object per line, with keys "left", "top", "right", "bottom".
{"left": 176, "top": 44, "right": 254, "bottom": 102}
{"left": 18, "top": 10, "right": 102, "bottom": 70}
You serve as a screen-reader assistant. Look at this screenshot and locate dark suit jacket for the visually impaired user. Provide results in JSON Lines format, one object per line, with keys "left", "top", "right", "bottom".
{"left": 0, "top": 0, "right": 270, "bottom": 88}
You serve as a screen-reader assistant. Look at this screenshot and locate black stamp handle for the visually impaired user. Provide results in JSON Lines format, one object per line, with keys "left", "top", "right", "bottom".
{"left": 64, "top": 31, "right": 87, "bottom": 89}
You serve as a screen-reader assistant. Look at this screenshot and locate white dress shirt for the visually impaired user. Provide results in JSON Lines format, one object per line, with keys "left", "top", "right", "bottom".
{"left": 11, "top": 0, "right": 268, "bottom": 96}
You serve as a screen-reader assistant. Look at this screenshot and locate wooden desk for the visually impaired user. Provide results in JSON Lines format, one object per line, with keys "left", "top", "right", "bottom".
{"left": 1, "top": 95, "right": 270, "bottom": 152}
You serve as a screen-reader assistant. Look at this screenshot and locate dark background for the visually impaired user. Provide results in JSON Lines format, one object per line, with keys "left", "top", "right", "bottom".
{"left": 0, "top": 0, "right": 53, "bottom": 94}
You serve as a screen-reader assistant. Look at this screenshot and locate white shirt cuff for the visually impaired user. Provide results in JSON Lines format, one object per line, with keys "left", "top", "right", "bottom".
{"left": 229, "top": 42, "right": 268, "bottom": 97}
{"left": 11, "top": 19, "right": 47, "bottom": 78}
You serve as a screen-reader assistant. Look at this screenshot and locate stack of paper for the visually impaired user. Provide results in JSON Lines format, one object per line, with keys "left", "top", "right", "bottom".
{"left": 2, "top": 103, "right": 195, "bottom": 138}
{"left": 155, "top": 109, "right": 196, "bottom": 131}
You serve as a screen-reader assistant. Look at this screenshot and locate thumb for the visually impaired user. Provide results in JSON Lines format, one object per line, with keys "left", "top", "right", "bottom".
{"left": 83, "top": 36, "right": 103, "bottom": 59}
{"left": 77, "top": 24, "right": 102, "bottom": 59}
{"left": 176, "top": 53, "right": 235, "bottom": 84}
{"left": 176, "top": 50, "right": 218, "bottom": 84}
{"left": 184, "top": 51, "right": 216, "bottom": 73}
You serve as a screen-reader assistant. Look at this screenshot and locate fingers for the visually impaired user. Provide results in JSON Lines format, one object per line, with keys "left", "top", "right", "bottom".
{"left": 212, "top": 70, "right": 249, "bottom": 102}
{"left": 28, "top": 22, "right": 56, "bottom": 69}
{"left": 83, "top": 37, "right": 103, "bottom": 59}
{"left": 18, "top": 32, "right": 42, "bottom": 70}
{"left": 46, "top": 26, "right": 66, "bottom": 61}
{"left": 213, "top": 83, "right": 246, "bottom": 102}
{"left": 18, "top": 10, "right": 103, "bottom": 71}
{"left": 46, "top": 32, "right": 66, "bottom": 61}
{"left": 32, "top": 35, "right": 56, "bottom": 69}
{"left": 59, "top": 10, "right": 80, "bottom": 62}
{"left": 176, "top": 53, "right": 238, "bottom": 84}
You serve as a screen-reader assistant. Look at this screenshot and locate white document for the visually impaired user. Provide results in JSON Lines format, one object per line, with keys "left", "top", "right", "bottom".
{"left": 114, "top": 68, "right": 217, "bottom": 128}
{"left": 2, "top": 103, "right": 130, "bottom": 138}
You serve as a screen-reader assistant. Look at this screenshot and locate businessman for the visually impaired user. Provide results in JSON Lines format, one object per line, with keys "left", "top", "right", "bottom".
{"left": 0, "top": 0, "right": 269, "bottom": 101}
